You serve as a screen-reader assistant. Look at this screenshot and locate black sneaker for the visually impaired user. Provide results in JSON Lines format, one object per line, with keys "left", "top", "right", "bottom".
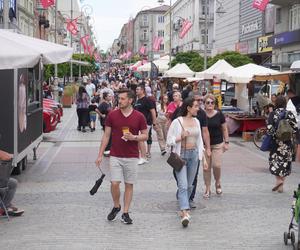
{"left": 161, "top": 150, "right": 167, "bottom": 156}
{"left": 107, "top": 206, "right": 121, "bottom": 221}
{"left": 121, "top": 213, "right": 133, "bottom": 224}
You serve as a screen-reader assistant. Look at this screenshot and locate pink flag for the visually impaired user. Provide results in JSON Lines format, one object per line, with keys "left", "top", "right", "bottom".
{"left": 80, "top": 35, "right": 89, "bottom": 53}
{"left": 119, "top": 53, "right": 127, "bottom": 59}
{"left": 40, "top": 0, "right": 55, "bottom": 9}
{"left": 126, "top": 51, "right": 132, "bottom": 59}
{"left": 179, "top": 19, "right": 193, "bottom": 39}
{"left": 153, "top": 37, "right": 163, "bottom": 51}
{"left": 66, "top": 18, "right": 79, "bottom": 36}
{"left": 139, "top": 46, "right": 146, "bottom": 55}
{"left": 88, "top": 44, "right": 95, "bottom": 57}
{"left": 252, "top": 0, "right": 269, "bottom": 11}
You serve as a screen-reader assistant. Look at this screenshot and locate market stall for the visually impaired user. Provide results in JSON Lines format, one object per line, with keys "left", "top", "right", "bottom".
{"left": 163, "top": 63, "right": 195, "bottom": 78}
{"left": 0, "top": 29, "right": 73, "bottom": 173}
{"left": 195, "top": 59, "right": 234, "bottom": 80}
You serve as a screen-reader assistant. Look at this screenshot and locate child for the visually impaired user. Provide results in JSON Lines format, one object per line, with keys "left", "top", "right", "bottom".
{"left": 88, "top": 99, "right": 98, "bottom": 132}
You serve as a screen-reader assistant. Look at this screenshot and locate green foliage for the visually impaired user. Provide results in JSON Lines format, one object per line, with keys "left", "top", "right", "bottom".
{"left": 171, "top": 51, "right": 204, "bottom": 72}
{"left": 43, "top": 53, "right": 97, "bottom": 81}
{"left": 208, "top": 51, "right": 253, "bottom": 68}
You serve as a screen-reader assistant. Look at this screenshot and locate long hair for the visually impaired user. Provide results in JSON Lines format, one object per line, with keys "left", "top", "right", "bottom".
{"left": 160, "top": 94, "right": 169, "bottom": 112}
{"left": 275, "top": 95, "right": 287, "bottom": 109}
{"left": 178, "top": 97, "right": 195, "bottom": 117}
{"left": 78, "top": 86, "right": 87, "bottom": 100}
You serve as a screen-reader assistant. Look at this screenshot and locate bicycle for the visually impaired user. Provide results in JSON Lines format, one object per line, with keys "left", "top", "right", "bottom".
{"left": 283, "top": 183, "right": 300, "bottom": 249}
{"left": 253, "top": 126, "right": 267, "bottom": 149}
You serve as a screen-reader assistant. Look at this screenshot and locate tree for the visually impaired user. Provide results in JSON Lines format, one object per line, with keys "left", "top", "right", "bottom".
{"left": 208, "top": 51, "right": 253, "bottom": 68}
{"left": 171, "top": 51, "right": 204, "bottom": 72}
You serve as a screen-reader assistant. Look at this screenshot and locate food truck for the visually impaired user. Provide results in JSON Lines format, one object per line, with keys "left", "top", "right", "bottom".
{"left": 0, "top": 30, "right": 72, "bottom": 174}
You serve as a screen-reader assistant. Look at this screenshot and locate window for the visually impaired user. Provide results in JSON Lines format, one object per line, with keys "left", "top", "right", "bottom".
{"left": 158, "top": 30, "right": 164, "bottom": 37}
{"left": 289, "top": 4, "right": 300, "bottom": 31}
{"left": 158, "top": 16, "right": 164, "bottom": 23}
{"left": 201, "top": 0, "right": 209, "bottom": 15}
{"left": 159, "top": 44, "right": 164, "bottom": 51}
{"left": 142, "top": 29, "right": 148, "bottom": 40}
{"left": 276, "top": 8, "right": 281, "bottom": 24}
{"left": 142, "top": 15, "right": 148, "bottom": 26}
{"left": 27, "top": 66, "right": 41, "bottom": 113}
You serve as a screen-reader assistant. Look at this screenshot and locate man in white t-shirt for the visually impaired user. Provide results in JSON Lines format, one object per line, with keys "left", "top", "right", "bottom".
{"left": 85, "top": 79, "right": 96, "bottom": 99}
{"left": 82, "top": 73, "right": 89, "bottom": 84}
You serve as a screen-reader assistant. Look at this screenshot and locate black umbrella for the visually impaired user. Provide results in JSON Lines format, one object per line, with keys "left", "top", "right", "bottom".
{"left": 90, "top": 168, "right": 106, "bottom": 196}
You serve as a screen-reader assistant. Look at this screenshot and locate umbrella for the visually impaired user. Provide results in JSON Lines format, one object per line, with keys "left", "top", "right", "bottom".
{"left": 90, "top": 167, "right": 106, "bottom": 196}
{"left": 111, "top": 59, "right": 122, "bottom": 64}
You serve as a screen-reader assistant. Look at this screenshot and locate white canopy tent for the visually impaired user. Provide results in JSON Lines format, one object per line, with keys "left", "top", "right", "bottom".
{"left": 195, "top": 59, "right": 234, "bottom": 80}
{"left": 163, "top": 63, "right": 195, "bottom": 78}
{"left": 0, "top": 29, "right": 73, "bottom": 69}
{"left": 221, "top": 63, "right": 279, "bottom": 84}
{"left": 291, "top": 60, "right": 300, "bottom": 71}
{"left": 137, "top": 55, "right": 172, "bottom": 73}
{"left": 111, "top": 58, "right": 122, "bottom": 64}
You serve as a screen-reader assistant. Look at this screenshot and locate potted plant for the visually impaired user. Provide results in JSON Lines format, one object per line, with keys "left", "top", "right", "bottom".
{"left": 61, "top": 85, "right": 74, "bottom": 108}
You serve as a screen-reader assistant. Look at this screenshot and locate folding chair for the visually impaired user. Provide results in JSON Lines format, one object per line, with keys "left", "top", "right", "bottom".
{"left": 0, "top": 160, "right": 13, "bottom": 221}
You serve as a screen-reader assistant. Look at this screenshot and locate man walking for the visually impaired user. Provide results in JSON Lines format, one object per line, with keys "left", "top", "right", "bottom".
{"left": 95, "top": 89, "right": 147, "bottom": 224}
{"left": 134, "top": 84, "right": 157, "bottom": 164}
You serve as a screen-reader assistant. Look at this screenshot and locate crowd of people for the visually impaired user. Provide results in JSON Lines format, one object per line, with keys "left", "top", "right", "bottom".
{"left": 85, "top": 65, "right": 231, "bottom": 227}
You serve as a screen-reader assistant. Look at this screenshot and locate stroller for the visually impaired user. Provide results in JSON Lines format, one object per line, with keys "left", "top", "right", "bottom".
{"left": 284, "top": 183, "right": 300, "bottom": 249}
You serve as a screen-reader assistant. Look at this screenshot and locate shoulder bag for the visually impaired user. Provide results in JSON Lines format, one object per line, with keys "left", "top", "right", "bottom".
{"left": 167, "top": 119, "right": 186, "bottom": 172}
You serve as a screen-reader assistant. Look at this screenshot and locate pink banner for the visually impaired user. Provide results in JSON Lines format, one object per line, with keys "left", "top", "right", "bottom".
{"left": 252, "top": 0, "right": 269, "bottom": 11}
{"left": 80, "top": 35, "right": 89, "bottom": 53}
{"left": 40, "top": 0, "right": 55, "bottom": 9}
{"left": 139, "top": 46, "right": 146, "bottom": 55}
{"left": 153, "top": 37, "right": 163, "bottom": 51}
{"left": 126, "top": 51, "right": 132, "bottom": 59}
{"left": 179, "top": 19, "right": 193, "bottom": 39}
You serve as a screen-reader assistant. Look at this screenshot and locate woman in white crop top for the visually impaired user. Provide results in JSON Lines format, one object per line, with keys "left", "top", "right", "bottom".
{"left": 167, "top": 97, "right": 204, "bottom": 227}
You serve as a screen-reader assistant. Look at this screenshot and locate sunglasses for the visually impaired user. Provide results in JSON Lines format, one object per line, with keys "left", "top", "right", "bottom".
{"left": 205, "top": 101, "right": 215, "bottom": 105}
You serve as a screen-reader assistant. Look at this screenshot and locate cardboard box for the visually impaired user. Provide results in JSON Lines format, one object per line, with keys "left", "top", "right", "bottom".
{"left": 242, "top": 131, "right": 254, "bottom": 141}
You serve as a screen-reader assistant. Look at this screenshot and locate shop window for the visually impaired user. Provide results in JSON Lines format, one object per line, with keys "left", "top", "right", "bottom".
{"left": 289, "top": 4, "right": 300, "bottom": 31}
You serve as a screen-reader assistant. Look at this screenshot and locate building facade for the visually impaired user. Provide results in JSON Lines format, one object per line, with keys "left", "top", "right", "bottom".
{"left": 166, "top": 0, "right": 214, "bottom": 56}
{"left": 133, "top": 5, "right": 169, "bottom": 60}
{"left": 213, "top": 0, "right": 239, "bottom": 55}
{"left": 270, "top": 0, "right": 300, "bottom": 70}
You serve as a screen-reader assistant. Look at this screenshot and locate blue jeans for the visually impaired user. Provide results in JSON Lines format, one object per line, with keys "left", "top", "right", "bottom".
{"left": 176, "top": 148, "right": 199, "bottom": 210}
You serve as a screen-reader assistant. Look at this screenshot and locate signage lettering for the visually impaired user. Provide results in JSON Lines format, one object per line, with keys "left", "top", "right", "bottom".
{"left": 241, "top": 21, "right": 260, "bottom": 35}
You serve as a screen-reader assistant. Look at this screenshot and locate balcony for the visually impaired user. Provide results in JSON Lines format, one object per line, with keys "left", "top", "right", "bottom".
{"left": 139, "top": 21, "right": 149, "bottom": 27}
{"left": 140, "top": 36, "right": 149, "bottom": 42}
{"left": 270, "top": 0, "right": 299, "bottom": 6}
{"left": 199, "top": 13, "right": 214, "bottom": 22}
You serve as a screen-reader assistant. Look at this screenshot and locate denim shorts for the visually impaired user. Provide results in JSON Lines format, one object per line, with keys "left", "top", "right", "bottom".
{"left": 89, "top": 112, "right": 97, "bottom": 122}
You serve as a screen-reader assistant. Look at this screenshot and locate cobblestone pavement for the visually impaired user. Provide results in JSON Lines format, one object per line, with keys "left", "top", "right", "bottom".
{"left": 1, "top": 106, "right": 300, "bottom": 250}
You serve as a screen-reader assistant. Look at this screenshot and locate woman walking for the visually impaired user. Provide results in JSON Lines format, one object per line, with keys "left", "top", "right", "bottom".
{"left": 267, "top": 95, "right": 298, "bottom": 193}
{"left": 155, "top": 94, "right": 169, "bottom": 155}
{"left": 167, "top": 97, "right": 204, "bottom": 227}
{"left": 76, "top": 86, "right": 90, "bottom": 132}
{"left": 203, "top": 94, "right": 229, "bottom": 199}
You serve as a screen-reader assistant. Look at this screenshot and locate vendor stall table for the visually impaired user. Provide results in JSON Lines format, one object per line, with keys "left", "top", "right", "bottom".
{"left": 227, "top": 114, "right": 266, "bottom": 132}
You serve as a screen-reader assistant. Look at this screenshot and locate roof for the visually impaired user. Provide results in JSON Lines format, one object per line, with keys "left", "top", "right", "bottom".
{"left": 138, "top": 5, "right": 170, "bottom": 15}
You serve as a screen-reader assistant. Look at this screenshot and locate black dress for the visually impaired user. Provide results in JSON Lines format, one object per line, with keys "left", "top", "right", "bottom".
{"left": 267, "top": 108, "right": 298, "bottom": 177}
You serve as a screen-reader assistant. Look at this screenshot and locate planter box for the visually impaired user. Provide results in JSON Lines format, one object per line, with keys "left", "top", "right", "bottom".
{"left": 62, "top": 95, "right": 73, "bottom": 108}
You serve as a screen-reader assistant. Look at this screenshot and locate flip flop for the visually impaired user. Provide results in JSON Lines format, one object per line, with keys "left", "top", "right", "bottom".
{"left": 272, "top": 183, "right": 283, "bottom": 192}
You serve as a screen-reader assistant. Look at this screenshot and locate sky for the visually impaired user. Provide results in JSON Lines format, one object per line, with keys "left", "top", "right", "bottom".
{"left": 81, "top": 0, "right": 166, "bottom": 51}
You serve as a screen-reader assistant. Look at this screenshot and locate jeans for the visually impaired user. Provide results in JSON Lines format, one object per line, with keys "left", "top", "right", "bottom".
{"left": 176, "top": 148, "right": 199, "bottom": 210}
{"left": 0, "top": 178, "right": 17, "bottom": 208}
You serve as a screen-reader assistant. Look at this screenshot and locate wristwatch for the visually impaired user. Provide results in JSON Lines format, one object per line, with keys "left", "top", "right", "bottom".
{"left": 225, "top": 141, "right": 229, "bottom": 144}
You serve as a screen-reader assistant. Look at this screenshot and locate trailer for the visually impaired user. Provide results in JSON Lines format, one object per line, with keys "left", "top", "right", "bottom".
{"left": 0, "top": 30, "right": 72, "bottom": 174}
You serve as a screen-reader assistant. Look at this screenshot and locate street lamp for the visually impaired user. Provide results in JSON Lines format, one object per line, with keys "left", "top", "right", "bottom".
{"left": 158, "top": 0, "right": 172, "bottom": 69}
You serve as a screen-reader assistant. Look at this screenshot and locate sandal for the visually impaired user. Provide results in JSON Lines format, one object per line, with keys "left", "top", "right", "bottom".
{"left": 216, "top": 184, "right": 222, "bottom": 195}
{"left": 203, "top": 190, "right": 211, "bottom": 199}
{"left": 272, "top": 182, "right": 283, "bottom": 192}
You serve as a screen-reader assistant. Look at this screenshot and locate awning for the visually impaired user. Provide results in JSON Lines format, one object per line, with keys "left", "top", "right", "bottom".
{"left": 253, "top": 71, "right": 295, "bottom": 83}
{"left": 0, "top": 29, "right": 73, "bottom": 69}
{"left": 70, "top": 59, "right": 91, "bottom": 66}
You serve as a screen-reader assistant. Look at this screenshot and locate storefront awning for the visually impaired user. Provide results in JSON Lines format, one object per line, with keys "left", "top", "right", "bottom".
{"left": 253, "top": 71, "right": 295, "bottom": 83}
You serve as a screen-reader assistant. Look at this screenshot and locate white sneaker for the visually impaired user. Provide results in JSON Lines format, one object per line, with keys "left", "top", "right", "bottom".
{"left": 138, "top": 158, "right": 148, "bottom": 165}
{"left": 181, "top": 215, "right": 190, "bottom": 227}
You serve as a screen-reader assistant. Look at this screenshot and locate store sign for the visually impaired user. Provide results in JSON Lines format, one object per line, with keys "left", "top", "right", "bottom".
{"left": 235, "top": 42, "right": 248, "bottom": 54}
{"left": 271, "top": 29, "right": 300, "bottom": 47}
{"left": 258, "top": 35, "right": 273, "bottom": 53}
{"left": 241, "top": 21, "right": 260, "bottom": 35}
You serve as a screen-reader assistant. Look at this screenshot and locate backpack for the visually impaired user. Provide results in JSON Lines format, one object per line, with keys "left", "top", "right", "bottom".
{"left": 276, "top": 111, "right": 293, "bottom": 141}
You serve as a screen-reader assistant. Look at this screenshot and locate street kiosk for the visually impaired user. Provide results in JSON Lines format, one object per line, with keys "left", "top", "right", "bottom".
{"left": 0, "top": 30, "right": 72, "bottom": 174}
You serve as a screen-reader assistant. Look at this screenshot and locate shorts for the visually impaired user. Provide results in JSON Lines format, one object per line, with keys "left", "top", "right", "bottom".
{"left": 110, "top": 157, "right": 139, "bottom": 184}
{"left": 89, "top": 112, "right": 97, "bottom": 122}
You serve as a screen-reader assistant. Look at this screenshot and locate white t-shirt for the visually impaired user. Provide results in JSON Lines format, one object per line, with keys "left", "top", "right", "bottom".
{"left": 86, "top": 83, "right": 96, "bottom": 99}
{"left": 83, "top": 75, "right": 89, "bottom": 83}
